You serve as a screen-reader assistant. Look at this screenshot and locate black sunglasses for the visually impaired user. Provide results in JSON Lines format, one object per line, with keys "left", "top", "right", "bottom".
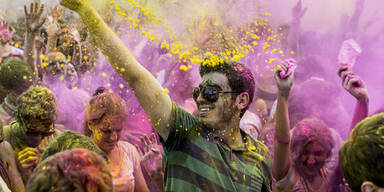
{"left": 193, "top": 86, "right": 240, "bottom": 103}
{"left": 25, "top": 129, "right": 55, "bottom": 137}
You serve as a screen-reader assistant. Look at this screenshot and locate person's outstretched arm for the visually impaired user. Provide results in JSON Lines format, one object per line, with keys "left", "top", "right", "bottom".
{"left": 337, "top": 66, "right": 369, "bottom": 130}
{"left": 24, "top": 3, "right": 46, "bottom": 83}
{"left": 60, "top": 0, "right": 173, "bottom": 140}
{"left": 272, "top": 62, "right": 294, "bottom": 180}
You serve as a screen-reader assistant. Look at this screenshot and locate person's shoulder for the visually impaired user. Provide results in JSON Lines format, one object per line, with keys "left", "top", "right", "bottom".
{"left": 0, "top": 141, "right": 15, "bottom": 162}
{"left": 172, "top": 102, "right": 191, "bottom": 114}
{"left": 0, "top": 104, "right": 7, "bottom": 115}
{"left": 170, "top": 102, "right": 198, "bottom": 125}
{"left": 118, "top": 141, "right": 137, "bottom": 152}
{"left": 328, "top": 127, "right": 343, "bottom": 143}
{"left": 3, "top": 121, "right": 18, "bottom": 137}
{"left": 246, "top": 131, "right": 268, "bottom": 150}
{"left": 274, "top": 166, "right": 300, "bottom": 192}
{"left": 246, "top": 131, "right": 270, "bottom": 159}
{"left": 118, "top": 141, "right": 141, "bottom": 162}
{"left": 0, "top": 141, "right": 13, "bottom": 154}
{"left": 118, "top": 140, "right": 134, "bottom": 147}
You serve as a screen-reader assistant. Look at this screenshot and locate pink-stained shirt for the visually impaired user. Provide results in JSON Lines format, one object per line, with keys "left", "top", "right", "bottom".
{"left": 110, "top": 141, "right": 142, "bottom": 192}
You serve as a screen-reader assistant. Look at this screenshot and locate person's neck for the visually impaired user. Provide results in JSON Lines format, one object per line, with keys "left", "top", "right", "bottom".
{"left": 303, "top": 172, "right": 324, "bottom": 191}
{"left": 211, "top": 116, "right": 245, "bottom": 150}
{"left": 302, "top": 170, "right": 322, "bottom": 183}
{"left": 107, "top": 145, "right": 121, "bottom": 165}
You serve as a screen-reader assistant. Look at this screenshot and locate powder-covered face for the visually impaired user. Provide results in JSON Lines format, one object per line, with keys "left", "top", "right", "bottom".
{"left": 45, "top": 57, "right": 67, "bottom": 80}
{"left": 196, "top": 72, "right": 236, "bottom": 129}
{"left": 296, "top": 141, "right": 329, "bottom": 178}
{"left": 88, "top": 114, "right": 124, "bottom": 153}
{"left": 22, "top": 118, "right": 54, "bottom": 147}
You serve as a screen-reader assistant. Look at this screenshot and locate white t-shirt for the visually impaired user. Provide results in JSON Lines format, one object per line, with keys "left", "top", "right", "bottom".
{"left": 111, "top": 141, "right": 142, "bottom": 192}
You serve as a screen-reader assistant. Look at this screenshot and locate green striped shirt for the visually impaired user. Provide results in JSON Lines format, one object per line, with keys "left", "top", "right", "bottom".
{"left": 161, "top": 103, "right": 272, "bottom": 192}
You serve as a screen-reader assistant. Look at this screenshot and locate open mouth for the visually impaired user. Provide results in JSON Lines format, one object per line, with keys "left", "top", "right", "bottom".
{"left": 199, "top": 106, "right": 212, "bottom": 117}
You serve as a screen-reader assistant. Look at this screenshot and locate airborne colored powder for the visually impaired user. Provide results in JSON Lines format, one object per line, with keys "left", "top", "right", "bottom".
{"left": 1, "top": 0, "right": 384, "bottom": 141}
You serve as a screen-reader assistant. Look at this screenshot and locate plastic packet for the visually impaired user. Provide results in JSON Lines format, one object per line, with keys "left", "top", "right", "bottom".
{"left": 338, "top": 39, "right": 362, "bottom": 67}
{"left": 279, "top": 58, "right": 297, "bottom": 79}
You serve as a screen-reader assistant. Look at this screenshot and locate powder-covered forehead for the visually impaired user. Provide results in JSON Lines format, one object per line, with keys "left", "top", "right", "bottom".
{"left": 200, "top": 72, "right": 230, "bottom": 90}
{"left": 85, "top": 90, "right": 128, "bottom": 121}
{"left": 290, "top": 118, "right": 334, "bottom": 157}
{"left": 46, "top": 51, "right": 67, "bottom": 63}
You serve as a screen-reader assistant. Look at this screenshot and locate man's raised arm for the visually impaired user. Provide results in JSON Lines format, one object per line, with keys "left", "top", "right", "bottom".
{"left": 60, "top": 0, "right": 172, "bottom": 140}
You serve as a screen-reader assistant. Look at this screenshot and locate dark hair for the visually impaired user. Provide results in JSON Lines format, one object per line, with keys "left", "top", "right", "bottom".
{"left": 40, "top": 130, "right": 108, "bottom": 162}
{"left": 339, "top": 113, "right": 384, "bottom": 191}
{"left": 93, "top": 86, "right": 107, "bottom": 96}
{"left": 0, "top": 59, "right": 34, "bottom": 94}
{"left": 27, "top": 149, "right": 113, "bottom": 192}
{"left": 199, "top": 60, "right": 255, "bottom": 117}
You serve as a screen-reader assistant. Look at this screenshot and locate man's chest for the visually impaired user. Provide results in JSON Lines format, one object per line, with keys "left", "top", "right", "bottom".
{"left": 165, "top": 137, "right": 268, "bottom": 191}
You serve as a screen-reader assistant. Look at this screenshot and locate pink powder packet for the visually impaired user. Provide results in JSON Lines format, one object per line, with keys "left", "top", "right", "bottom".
{"left": 338, "top": 39, "right": 362, "bottom": 67}
{"left": 279, "top": 58, "right": 297, "bottom": 79}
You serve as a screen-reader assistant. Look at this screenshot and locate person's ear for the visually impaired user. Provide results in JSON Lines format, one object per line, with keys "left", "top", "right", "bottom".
{"left": 235, "top": 92, "right": 250, "bottom": 111}
{"left": 87, "top": 121, "right": 95, "bottom": 134}
{"left": 361, "top": 181, "right": 378, "bottom": 192}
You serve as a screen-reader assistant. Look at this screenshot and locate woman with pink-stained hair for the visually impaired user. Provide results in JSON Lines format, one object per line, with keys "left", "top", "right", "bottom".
{"left": 273, "top": 62, "right": 337, "bottom": 191}
{"left": 84, "top": 87, "right": 149, "bottom": 192}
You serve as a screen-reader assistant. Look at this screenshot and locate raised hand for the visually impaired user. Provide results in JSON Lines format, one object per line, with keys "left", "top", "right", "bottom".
{"left": 50, "top": 5, "right": 64, "bottom": 20}
{"left": 353, "top": 0, "right": 365, "bottom": 15}
{"left": 60, "top": 0, "right": 91, "bottom": 12}
{"left": 136, "top": 133, "right": 163, "bottom": 175}
{"left": 192, "top": 16, "right": 214, "bottom": 47}
{"left": 45, "top": 16, "right": 61, "bottom": 36}
{"left": 24, "top": 3, "right": 46, "bottom": 33}
{"left": 292, "top": 0, "right": 307, "bottom": 22}
{"left": 0, "top": 20, "right": 15, "bottom": 44}
{"left": 275, "top": 61, "right": 294, "bottom": 97}
{"left": 338, "top": 66, "right": 368, "bottom": 101}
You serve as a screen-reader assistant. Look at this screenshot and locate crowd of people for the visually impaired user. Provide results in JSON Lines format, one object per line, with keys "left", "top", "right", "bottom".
{"left": 0, "top": 0, "right": 383, "bottom": 191}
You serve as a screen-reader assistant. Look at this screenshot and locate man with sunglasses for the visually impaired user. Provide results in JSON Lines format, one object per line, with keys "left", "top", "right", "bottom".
{"left": 61, "top": 1, "right": 271, "bottom": 191}
{"left": 3, "top": 86, "right": 60, "bottom": 184}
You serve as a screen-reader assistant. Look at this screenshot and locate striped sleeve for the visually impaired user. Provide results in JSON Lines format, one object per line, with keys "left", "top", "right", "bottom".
{"left": 161, "top": 102, "right": 198, "bottom": 152}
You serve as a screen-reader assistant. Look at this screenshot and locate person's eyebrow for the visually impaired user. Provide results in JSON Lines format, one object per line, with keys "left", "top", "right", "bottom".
{"left": 199, "top": 80, "right": 221, "bottom": 87}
